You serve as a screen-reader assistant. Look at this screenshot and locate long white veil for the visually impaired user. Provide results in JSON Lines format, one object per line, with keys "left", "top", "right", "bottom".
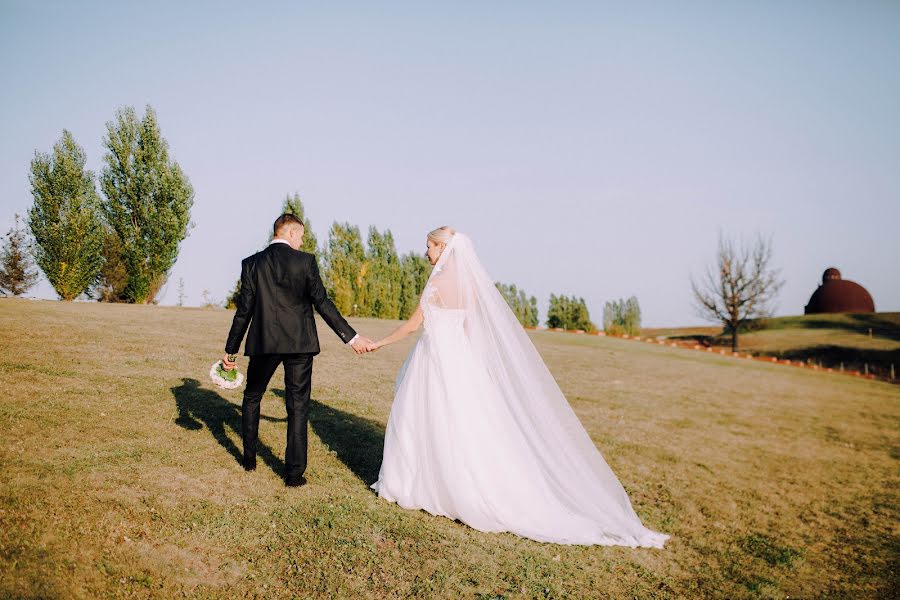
{"left": 421, "top": 231, "right": 668, "bottom": 547}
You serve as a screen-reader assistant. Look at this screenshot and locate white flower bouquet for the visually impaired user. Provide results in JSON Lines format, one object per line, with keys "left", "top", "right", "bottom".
{"left": 209, "top": 360, "right": 244, "bottom": 389}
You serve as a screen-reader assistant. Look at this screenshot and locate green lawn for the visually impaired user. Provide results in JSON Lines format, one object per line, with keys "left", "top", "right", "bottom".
{"left": 1, "top": 299, "right": 898, "bottom": 598}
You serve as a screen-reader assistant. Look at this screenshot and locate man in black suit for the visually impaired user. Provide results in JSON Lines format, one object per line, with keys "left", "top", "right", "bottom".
{"left": 222, "top": 213, "right": 372, "bottom": 487}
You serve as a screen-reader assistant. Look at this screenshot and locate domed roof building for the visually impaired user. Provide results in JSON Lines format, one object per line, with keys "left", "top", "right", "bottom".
{"left": 804, "top": 268, "right": 875, "bottom": 314}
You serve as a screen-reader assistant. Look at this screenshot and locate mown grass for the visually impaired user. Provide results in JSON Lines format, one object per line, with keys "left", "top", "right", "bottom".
{"left": 1, "top": 299, "right": 898, "bottom": 598}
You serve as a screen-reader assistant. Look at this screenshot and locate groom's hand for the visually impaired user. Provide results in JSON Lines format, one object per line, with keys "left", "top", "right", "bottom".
{"left": 350, "top": 336, "right": 373, "bottom": 355}
{"left": 221, "top": 353, "right": 237, "bottom": 371}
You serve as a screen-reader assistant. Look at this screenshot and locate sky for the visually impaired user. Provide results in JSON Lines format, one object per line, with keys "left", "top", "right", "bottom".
{"left": 1, "top": 1, "right": 898, "bottom": 327}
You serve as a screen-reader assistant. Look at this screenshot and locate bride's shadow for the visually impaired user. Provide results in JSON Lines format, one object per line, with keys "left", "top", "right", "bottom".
{"left": 272, "top": 389, "right": 385, "bottom": 486}
{"left": 171, "top": 378, "right": 286, "bottom": 475}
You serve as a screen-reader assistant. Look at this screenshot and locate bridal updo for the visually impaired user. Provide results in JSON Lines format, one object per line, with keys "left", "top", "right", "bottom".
{"left": 427, "top": 226, "right": 456, "bottom": 245}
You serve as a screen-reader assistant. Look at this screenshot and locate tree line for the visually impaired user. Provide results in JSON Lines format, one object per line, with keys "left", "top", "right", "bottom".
{"left": 3, "top": 104, "right": 654, "bottom": 334}
{"left": 222, "top": 195, "right": 616, "bottom": 330}
{"left": 1, "top": 147, "right": 785, "bottom": 350}
{"left": 547, "top": 294, "right": 597, "bottom": 332}
{"left": 6, "top": 105, "right": 194, "bottom": 304}
{"left": 603, "top": 296, "right": 641, "bottom": 336}
{"left": 322, "top": 222, "right": 431, "bottom": 320}
{"left": 2, "top": 166, "right": 620, "bottom": 331}
{"left": 225, "top": 195, "right": 433, "bottom": 321}
{"left": 0, "top": 102, "right": 786, "bottom": 348}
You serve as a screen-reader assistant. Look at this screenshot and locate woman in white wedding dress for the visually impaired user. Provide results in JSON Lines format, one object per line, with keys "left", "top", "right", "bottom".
{"left": 369, "top": 227, "right": 669, "bottom": 547}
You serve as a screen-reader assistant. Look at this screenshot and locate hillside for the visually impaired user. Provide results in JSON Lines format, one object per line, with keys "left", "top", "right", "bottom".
{"left": 1, "top": 299, "right": 897, "bottom": 598}
{"left": 644, "top": 312, "right": 900, "bottom": 379}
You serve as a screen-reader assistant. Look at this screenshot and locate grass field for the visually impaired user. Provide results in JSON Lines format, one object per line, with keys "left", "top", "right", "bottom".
{"left": 1, "top": 299, "right": 898, "bottom": 598}
{"left": 644, "top": 313, "right": 900, "bottom": 380}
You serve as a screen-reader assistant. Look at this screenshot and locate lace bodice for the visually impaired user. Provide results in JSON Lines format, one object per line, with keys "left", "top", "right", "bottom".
{"left": 420, "top": 265, "right": 467, "bottom": 333}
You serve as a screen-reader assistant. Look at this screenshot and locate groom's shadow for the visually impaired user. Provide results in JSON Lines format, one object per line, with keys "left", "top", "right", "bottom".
{"left": 272, "top": 389, "right": 386, "bottom": 486}
{"left": 171, "top": 378, "right": 285, "bottom": 475}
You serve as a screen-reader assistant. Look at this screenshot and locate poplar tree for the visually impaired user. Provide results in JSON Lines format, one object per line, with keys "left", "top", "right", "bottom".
{"left": 365, "top": 226, "right": 402, "bottom": 319}
{"left": 496, "top": 282, "right": 539, "bottom": 327}
{"left": 398, "top": 252, "right": 432, "bottom": 319}
{"left": 270, "top": 193, "right": 318, "bottom": 255}
{"left": 0, "top": 214, "right": 40, "bottom": 296}
{"left": 28, "top": 130, "right": 105, "bottom": 300}
{"left": 322, "top": 222, "right": 366, "bottom": 315}
{"left": 624, "top": 296, "right": 642, "bottom": 334}
{"left": 100, "top": 105, "right": 194, "bottom": 304}
{"left": 225, "top": 279, "right": 241, "bottom": 310}
{"left": 94, "top": 226, "right": 129, "bottom": 302}
{"left": 547, "top": 294, "right": 595, "bottom": 332}
{"left": 603, "top": 296, "right": 641, "bottom": 335}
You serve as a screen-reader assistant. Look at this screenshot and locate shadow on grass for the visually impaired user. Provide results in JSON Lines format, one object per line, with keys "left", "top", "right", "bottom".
{"left": 845, "top": 314, "right": 900, "bottom": 342}
{"left": 171, "top": 378, "right": 286, "bottom": 475}
{"left": 754, "top": 313, "right": 900, "bottom": 341}
{"left": 667, "top": 339, "right": 899, "bottom": 374}
{"left": 775, "top": 345, "right": 900, "bottom": 375}
{"left": 671, "top": 313, "right": 900, "bottom": 344}
{"left": 272, "top": 389, "right": 386, "bottom": 486}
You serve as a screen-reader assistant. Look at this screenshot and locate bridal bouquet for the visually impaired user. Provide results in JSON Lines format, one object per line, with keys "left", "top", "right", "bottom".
{"left": 209, "top": 360, "right": 244, "bottom": 389}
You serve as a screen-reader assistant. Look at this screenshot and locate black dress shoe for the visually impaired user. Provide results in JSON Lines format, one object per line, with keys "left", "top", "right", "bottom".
{"left": 285, "top": 474, "right": 307, "bottom": 487}
{"left": 242, "top": 457, "right": 257, "bottom": 471}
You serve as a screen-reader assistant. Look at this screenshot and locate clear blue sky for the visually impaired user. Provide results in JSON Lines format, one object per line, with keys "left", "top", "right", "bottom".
{"left": 2, "top": 1, "right": 898, "bottom": 326}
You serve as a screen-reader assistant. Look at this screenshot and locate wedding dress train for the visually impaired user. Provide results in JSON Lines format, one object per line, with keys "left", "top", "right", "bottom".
{"left": 371, "top": 233, "right": 668, "bottom": 547}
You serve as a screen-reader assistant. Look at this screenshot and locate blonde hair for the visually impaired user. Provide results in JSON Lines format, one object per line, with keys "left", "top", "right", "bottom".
{"left": 427, "top": 226, "right": 456, "bottom": 245}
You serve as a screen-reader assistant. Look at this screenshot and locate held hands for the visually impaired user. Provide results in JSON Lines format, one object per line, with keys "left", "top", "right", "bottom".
{"left": 221, "top": 340, "right": 380, "bottom": 364}
{"left": 350, "top": 335, "right": 383, "bottom": 355}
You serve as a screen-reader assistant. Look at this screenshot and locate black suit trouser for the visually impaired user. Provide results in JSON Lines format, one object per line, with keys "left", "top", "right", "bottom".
{"left": 241, "top": 353, "right": 314, "bottom": 478}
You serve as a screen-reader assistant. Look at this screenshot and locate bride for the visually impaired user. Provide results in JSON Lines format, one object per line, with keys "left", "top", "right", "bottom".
{"left": 369, "top": 226, "right": 669, "bottom": 547}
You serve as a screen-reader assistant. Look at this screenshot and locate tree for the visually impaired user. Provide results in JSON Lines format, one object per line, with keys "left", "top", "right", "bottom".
{"left": 225, "top": 278, "right": 240, "bottom": 310}
{"left": 322, "top": 222, "right": 366, "bottom": 315}
{"left": 270, "top": 193, "right": 318, "bottom": 255}
{"left": 364, "top": 226, "right": 402, "bottom": 319}
{"left": 177, "top": 277, "right": 186, "bottom": 307}
{"left": 547, "top": 294, "right": 566, "bottom": 328}
{"left": 525, "top": 293, "right": 539, "bottom": 327}
{"left": 28, "top": 130, "right": 105, "bottom": 300}
{"left": 0, "top": 214, "right": 39, "bottom": 296}
{"left": 691, "top": 233, "right": 784, "bottom": 352}
{"left": 546, "top": 294, "right": 596, "bottom": 332}
{"left": 100, "top": 105, "right": 194, "bottom": 304}
{"left": 496, "top": 282, "right": 539, "bottom": 327}
{"left": 94, "top": 225, "right": 129, "bottom": 302}
{"left": 398, "top": 252, "right": 431, "bottom": 319}
{"left": 603, "top": 296, "right": 642, "bottom": 336}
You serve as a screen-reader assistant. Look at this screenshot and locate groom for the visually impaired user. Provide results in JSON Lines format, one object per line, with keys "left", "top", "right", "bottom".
{"left": 221, "top": 213, "right": 372, "bottom": 487}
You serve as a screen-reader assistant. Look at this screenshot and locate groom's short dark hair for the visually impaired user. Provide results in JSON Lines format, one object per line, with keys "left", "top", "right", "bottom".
{"left": 274, "top": 213, "right": 304, "bottom": 236}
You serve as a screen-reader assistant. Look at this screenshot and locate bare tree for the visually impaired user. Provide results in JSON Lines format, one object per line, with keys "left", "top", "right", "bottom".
{"left": 691, "top": 233, "right": 784, "bottom": 352}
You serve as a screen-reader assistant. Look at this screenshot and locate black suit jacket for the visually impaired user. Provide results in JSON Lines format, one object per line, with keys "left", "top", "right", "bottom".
{"left": 225, "top": 243, "right": 356, "bottom": 356}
